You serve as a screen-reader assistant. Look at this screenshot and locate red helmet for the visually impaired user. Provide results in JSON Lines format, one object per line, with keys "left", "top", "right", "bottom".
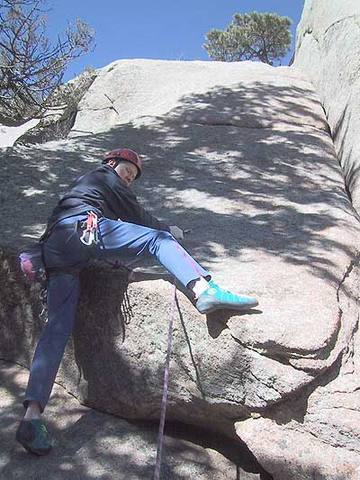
{"left": 103, "top": 148, "right": 142, "bottom": 179}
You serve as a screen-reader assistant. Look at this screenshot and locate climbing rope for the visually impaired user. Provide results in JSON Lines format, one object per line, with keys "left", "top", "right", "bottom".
{"left": 153, "top": 283, "right": 177, "bottom": 480}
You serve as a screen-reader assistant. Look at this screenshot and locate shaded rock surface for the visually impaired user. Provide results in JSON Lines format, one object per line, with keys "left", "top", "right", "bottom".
{"left": 0, "top": 361, "right": 266, "bottom": 480}
{"left": 236, "top": 260, "right": 360, "bottom": 478}
{"left": 294, "top": 0, "right": 360, "bottom": 212}
{"left": 1, "top": 57, "right": 360, "bottom": 479}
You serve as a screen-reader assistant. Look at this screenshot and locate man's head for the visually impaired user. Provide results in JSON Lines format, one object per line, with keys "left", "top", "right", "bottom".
{"left": 103, "top": 148, "right": 142, "bottom": 185}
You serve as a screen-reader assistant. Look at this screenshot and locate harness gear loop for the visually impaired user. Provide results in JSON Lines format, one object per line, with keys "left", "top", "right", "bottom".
{"left": 79, "top": 211, "right": 99, "bottom": 246}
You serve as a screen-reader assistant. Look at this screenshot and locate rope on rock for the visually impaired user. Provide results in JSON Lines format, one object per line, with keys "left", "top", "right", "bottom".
{"left": 153, "top": 283, "right": 177, "bottom": 480}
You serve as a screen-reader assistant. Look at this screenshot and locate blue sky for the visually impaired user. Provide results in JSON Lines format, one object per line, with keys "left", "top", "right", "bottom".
{"left": 47, "top": 0, "right": 305, "bottom": 81}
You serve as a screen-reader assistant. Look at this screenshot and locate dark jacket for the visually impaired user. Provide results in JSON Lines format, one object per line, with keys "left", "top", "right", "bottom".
{"left": 46, "top": 164, "right": 169, "bottom": 233}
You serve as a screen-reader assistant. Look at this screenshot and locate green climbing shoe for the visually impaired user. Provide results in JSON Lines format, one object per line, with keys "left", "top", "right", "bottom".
{"left": 196, "top": 280, "right": 259, "bottom": 314}
{"left": 16, "top": 419, "right": 53, "bottom": 455}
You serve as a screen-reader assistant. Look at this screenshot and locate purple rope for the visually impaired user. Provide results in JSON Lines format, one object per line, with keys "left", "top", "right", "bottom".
{"left": 153, "top": 284, "right": 177, "bottom": 480}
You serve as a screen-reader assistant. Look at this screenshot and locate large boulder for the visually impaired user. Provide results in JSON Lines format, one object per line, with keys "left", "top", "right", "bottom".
{"left": 294, "top": 0, "right": 360, "bottom": 212}
{"left": 1, "top": 59, "right": 360, "bottom": 478}
{"left": 236, "top": 260, "right": 360, "bottom": 478}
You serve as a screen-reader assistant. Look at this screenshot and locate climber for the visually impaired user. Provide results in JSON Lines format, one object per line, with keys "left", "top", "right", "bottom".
{"left": 16, "top": 147, "right": 258, "bottom": 456}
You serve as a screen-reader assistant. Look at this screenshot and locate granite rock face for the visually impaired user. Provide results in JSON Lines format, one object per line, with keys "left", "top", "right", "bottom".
{"left": 1, "top": 58, "right": 360, "bottom": 479}
{"left": 1, "top": 361, "right": 265, "bottom": 480}
{"left": 294, "top": 0, "right": 360, "bottom": 212}
{"left": 15, "top": 69, "right": 98, "bottom": 146}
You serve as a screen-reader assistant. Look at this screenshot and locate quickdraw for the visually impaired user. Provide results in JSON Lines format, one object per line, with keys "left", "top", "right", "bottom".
{"left": 79, "top": 211, "right": 100, "bottom": 246}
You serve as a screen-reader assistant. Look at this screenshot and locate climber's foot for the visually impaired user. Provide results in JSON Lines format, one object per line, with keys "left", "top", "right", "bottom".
{"left": 195, "top": 280, "right": 258, "bottom": 314}
{"left": 16, "top": 419, "right": 53, "bottom": 456}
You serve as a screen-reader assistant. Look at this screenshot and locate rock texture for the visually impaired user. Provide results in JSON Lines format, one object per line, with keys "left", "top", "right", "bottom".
{"left": 294, "top": 0, "right": 360, "bottom": 212}
{"left": 1, "top": 361, "right": 264, "bottom": 480}
{"left": 1, "top": 57, "right": 360, "bottom": 479}
{"left": 15, "top": 69, "right": 98, "bottom": 146}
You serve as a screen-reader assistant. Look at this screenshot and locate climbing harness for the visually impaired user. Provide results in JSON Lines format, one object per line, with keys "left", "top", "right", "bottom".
{"left": 79, "top": 211, "right": 99, "bottom": 246}
{"left": 153, "top": 283, "right": 177, "bottom": 480}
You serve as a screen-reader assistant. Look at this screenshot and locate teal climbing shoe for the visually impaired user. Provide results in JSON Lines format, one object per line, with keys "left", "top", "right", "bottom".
{"left": 16, "top": 419, "right": 53, "bottom": 455}
{"left": 195, "top": 280, "right": 258, "bottom": 314}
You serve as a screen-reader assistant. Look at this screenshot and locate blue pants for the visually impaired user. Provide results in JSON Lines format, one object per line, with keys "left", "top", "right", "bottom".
{"left": 24, "top": 215, "right": 209, "bottom": 412}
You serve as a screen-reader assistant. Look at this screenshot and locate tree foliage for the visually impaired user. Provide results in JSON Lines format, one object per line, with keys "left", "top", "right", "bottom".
{"left": 0, "top": 0, "right": 94, "bottom": 124}
{"left": 204, "top": 12, "right": 291, "bottom": 65}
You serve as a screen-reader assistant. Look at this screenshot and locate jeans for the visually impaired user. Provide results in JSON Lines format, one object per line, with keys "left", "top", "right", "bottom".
{"left": 24, "top": 214, "right": 209, "bottom": 412}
